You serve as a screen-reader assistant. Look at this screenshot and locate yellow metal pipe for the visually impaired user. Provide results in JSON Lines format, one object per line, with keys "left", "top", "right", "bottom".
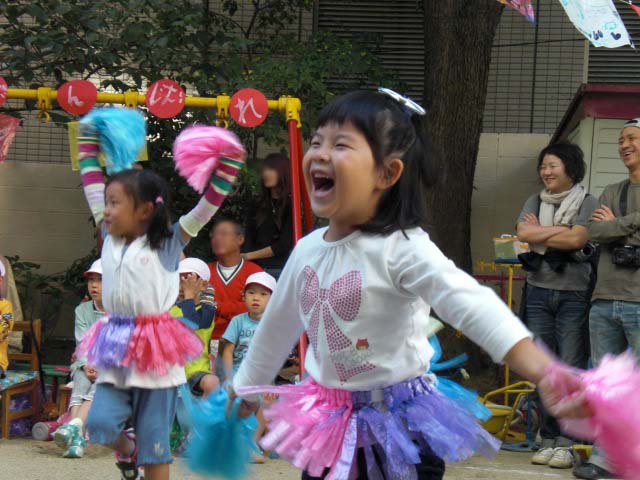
{"left": 184, "top": 96, "right": 218, "bottom": 108}
{"left": 8, "top": 88, "right": 38, "bottom": 100}
{"left": 6, "top": 87, "right": 295, "bottom": 113}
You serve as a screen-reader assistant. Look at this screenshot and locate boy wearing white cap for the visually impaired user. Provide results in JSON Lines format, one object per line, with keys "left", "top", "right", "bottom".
{"left": 54, "top": 259, "right": 104, "bottom": 459}
{"left": 0, "top": 261, "right": 13, "bottom": 380}
{"left": 221, "top": 272, "right": 277, "bottom": 379}
{"left": 221, "top": 271, "right": 277, "bottom": 463}
{"left": 171, "top": 258, "right": 219, "bottom": 397}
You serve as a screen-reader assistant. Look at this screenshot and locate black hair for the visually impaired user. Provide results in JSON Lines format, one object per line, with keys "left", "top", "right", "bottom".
{"left": 106, "top": 169, "right": 172, "bottom": 250}
{"left": 537, "top": 141, "right": 586, "bottom": 184}
{"left": 257, "top": 153, "right": 291, "bottom": 230}
{"left": 315, "top": 90, "right": 435, "bottom": 235}
{"left": 209, "top": 216, "right": 245, "bottom": 237}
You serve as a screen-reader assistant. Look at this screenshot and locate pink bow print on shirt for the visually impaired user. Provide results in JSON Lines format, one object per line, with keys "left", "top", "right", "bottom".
{"left": 300, "top": 266, "right": 376, "bottom": 382}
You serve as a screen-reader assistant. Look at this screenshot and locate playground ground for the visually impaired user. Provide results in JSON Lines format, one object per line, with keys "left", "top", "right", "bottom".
{"left": 0, "top": 438, "right": 577, "bottom": 479}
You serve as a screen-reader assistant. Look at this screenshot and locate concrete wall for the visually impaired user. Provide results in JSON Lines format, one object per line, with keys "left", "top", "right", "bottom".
{"left": 471, "top": 133, "right": 551, "bottom": 264}
{"left": 0, "top": 161, "right": 95, "bottom": 274}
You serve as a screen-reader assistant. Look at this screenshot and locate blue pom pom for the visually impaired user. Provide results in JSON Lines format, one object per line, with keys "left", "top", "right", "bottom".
{"left": 184, "top": 387, "right": 259, "bottom": 479}
{"left": 436, "top": 377, "right": 492, "bottom": 422}
{"left": 80, "top": 108, "right": 146, "bottom": 174}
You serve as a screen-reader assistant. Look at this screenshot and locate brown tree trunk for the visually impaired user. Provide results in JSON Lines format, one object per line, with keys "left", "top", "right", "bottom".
{"left": 423, "top": 1, "right": 504, "bottom": 376}
{"left": 423, "top": 0, "right": 503, "bottom": 273}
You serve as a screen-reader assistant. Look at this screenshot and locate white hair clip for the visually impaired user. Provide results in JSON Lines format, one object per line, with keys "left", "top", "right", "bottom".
{"left": 377, "top": 87, "right": 426, "bottom": 116}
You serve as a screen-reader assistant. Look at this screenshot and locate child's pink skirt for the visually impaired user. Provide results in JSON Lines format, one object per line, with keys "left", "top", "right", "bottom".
{"left": 238, "top": 376, "right": 500, "bottom": 479}
{"left": 76, "top": 313, "right": 202, "bottom": 376}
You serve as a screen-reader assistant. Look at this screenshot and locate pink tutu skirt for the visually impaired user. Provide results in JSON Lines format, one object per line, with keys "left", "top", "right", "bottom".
{"left": 238, "top": 376, "right": 500, "bottom": 479}
{"left": 76, "top": 313, "right": 202, "bottom": 376}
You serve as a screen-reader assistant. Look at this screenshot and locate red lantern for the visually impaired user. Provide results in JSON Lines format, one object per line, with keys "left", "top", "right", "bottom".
{"left": 58, "top": 80, "right": 97, "bottom": 115}
{"left": 145, "top": 79, "right": 185, "bottom": 118}
{"left": 0, "top": 77, "right": 8, "bottom": 108}
{"left": 230, "top": 88, "right": 268, "bottom": 128}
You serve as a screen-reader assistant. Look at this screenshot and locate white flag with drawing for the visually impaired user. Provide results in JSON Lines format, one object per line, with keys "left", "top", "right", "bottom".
{"left": 558, "top": 0, "right": 632, "bottom": 48}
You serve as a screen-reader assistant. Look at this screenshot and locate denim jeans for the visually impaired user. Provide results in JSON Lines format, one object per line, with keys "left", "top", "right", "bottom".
{"left": 525, "top": 285, "right": 590, "bottom": 444}
{"left": 587, "top": 300, "right": 640, "bottom": 471}
{"left": 589, "top": 299, "right": 640, "bottom": 365}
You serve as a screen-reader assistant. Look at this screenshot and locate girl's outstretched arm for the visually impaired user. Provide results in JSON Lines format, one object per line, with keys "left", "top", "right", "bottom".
{"left": 505, "top": 338, "right": 590, "bottom": 419}
{"left": 502, "top": 337, "right": 551, "bottom": 383}
{"left": 77, "top": 123, "right": 106, "bottom": 225}
{"left": 232, "top": 247, "right": 305, "bottom": 399}
{"left": 178, "top": 155, "right": 245, "bottom": 243}
{"left": 390, "top": 231, "right": 591, "bottom": 419}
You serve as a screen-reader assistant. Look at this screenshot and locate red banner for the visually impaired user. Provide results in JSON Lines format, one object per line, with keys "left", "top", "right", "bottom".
{"left": 146, "top": 79, "right": 185, "bottom": 118}
{"left": 499, "top": 0, "right": 535, "bottom": 22}
{"left": 230, "top": 88, "right": 269, "bottom": 128}
{"left": 58, "top": 80, "right": 97, "bottom": 115}
{"left": 0, "top": 77, "right": 8, "bottom": 108}
{"left": 0, "top": 114, "right": 21, "bottom": 163}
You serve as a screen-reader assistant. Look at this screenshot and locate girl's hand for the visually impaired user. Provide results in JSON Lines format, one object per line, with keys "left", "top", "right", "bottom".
{"left": 238, "top": 399, "right": 260, "bottom": 418}
{"left": 226, "top": 385, "right": 260, "bottom": 419}
{"left": 538, "top": 364, "right": 592, "bottom": 419}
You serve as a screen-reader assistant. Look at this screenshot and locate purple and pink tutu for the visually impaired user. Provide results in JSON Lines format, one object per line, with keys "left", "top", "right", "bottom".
{"left": 238, "top": 376, "right": 500, "bottom": 479}
{"left": 76, "top": 313, "right": 202, "bottom": 376}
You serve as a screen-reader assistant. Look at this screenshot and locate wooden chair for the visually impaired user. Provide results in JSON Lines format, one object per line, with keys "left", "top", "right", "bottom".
{"left": 0, "top": 319, "right": 41, "bottom": 439}
{"left": 57, "top": 384, "right": 72, "bottom": 416}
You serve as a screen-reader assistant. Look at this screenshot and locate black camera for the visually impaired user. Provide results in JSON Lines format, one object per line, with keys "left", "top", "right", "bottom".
{"left": 571, "top": 241, "right": 597, "bottom": 263}
{"left": 611, "top": 245, "right": 640, "bottom": 268}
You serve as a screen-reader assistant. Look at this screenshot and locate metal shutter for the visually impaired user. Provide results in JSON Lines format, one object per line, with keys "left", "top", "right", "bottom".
{"left": 484, "top": 0, "right": 585, "bottom": 133}
{"left": 316, "top": 0, "right": 424, "bottom": 101}
{"left": 317, "top": 0, "right": 588, "bottom": 134}
{"left": 588, "top": 7, "right": 640, "bottom": 83}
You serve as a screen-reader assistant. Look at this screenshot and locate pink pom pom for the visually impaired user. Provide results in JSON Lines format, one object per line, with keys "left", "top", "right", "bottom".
{"left": 555, "top": 352, "right": 640, "bottom": 479}
{"left": 173, "top": 126, "right": 245, "bottom": 193}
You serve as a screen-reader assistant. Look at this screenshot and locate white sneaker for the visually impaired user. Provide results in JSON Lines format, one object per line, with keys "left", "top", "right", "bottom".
{"left": 548, "top": 447, "right": 574, "bottom": 469}
{"left": 531, "top": 447, "right": 554, "bottom": 465}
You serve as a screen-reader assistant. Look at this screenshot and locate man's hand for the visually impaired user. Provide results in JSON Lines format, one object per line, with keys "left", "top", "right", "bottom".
{"left": 591, "top": 205, "right": 616, "bottom": 222}
{"left": 522, "top": 213, "right": 541, "bottom": 226}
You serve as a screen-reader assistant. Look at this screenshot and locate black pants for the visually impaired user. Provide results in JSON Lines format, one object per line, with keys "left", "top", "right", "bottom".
{"left": 301, "top": 446, "right": 445, "bottom": 480}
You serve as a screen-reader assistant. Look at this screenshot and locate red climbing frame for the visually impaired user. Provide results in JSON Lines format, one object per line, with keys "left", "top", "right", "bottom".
{"left": 288, "top": 119, "right": 312, "bottom": 377}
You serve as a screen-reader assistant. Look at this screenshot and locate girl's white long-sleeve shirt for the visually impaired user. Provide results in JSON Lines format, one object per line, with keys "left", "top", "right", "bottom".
{"left": 234, "top": 227, "right": 531, "bottom": 393}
